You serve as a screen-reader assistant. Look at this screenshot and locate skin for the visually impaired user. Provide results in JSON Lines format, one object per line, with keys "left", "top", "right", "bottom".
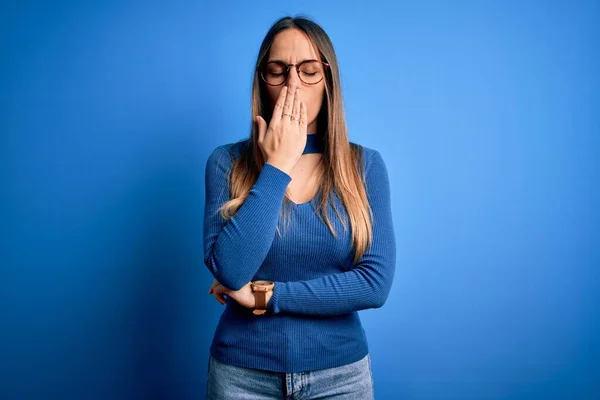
{"left": 208, "top": 280, "right": 266, "bottom": 309}
{"left": 263, "top": 27, "right": 326, "bottom": 136}
{"left": 209, "top": 28, "right": 327, "bottom": 310}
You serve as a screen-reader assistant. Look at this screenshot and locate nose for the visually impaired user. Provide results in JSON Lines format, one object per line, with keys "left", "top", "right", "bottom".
{"left": 287, "top": 65, "right": 301, "bottom": 88}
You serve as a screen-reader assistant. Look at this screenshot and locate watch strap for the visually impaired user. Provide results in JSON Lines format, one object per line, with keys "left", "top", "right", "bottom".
{"left": 252, "top": 281, "right": 273, "bottom": 316}
{"left": 253, "top": 291, "right": 267, "bottom": 315}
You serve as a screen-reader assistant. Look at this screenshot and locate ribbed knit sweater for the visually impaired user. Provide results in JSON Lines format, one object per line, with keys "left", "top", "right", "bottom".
{"left": 203, "top": 135, "right": 396, "bottom": 373}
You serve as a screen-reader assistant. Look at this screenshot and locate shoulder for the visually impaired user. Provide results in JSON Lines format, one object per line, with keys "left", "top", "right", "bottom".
{"left": 349, "top": 141, "right": 387, "bottom": 177}
{"left": 206, "top": 138, "right": 250, "bottom": 169}
{"left": 350, "top": 143, "right": 391, "bottom": 205}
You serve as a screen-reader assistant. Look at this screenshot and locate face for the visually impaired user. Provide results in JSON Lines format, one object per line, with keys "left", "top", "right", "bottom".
{"left": 262, "top": 28, "right": 326, "bottom": 134}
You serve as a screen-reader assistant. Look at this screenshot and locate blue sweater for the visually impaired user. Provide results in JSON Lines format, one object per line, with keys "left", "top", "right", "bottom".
{"left": 203, "top": 137, "right": 396, "bottom": 373}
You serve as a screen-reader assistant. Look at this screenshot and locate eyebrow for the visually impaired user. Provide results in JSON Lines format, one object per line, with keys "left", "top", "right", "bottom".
{"left": 267, "top": 58, "right": 318, "bottom": 64}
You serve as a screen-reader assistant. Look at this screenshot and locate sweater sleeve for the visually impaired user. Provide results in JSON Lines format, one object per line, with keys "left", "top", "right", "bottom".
{"left": 203, "top": 145, "right": 292, "bottom": 291}
{"left": 266, "top": 149, "right": 396, "bottom": 316}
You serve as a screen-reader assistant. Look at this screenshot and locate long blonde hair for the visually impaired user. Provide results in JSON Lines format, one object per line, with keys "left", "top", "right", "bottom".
{"left": 219, "top": 16, "right": 373, "bottom": 264}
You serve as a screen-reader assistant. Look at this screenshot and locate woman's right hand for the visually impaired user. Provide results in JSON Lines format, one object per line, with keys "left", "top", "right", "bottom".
{"left": 208, "top": 278, "right": 227, "bottom": 305}
{"left": 255, "top": 84, "right": 308, "bottom": 175}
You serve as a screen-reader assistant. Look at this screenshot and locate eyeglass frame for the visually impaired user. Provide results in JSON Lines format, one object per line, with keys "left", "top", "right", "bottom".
{"left": 257, "top": 59, "right": 331, "bottom": 86}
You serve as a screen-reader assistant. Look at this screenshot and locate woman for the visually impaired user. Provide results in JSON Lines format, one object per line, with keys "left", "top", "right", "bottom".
{"left": 203, "top": 15, "right": 396, "bottom": 399}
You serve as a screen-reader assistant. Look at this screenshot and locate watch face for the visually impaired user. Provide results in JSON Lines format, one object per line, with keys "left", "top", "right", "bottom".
{"left": 254, "top": 280, "right": 274, "bottom": 286}
{"left": 252, "top": 280, "right": 274, "bottom": 291}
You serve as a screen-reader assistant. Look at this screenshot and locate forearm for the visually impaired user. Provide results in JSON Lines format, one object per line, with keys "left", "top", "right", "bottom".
{"left": 266, "top": 258, "right": 395, "bottom": 316}
{"left": 204, "top": 150, "right": 292, "bottom": 290}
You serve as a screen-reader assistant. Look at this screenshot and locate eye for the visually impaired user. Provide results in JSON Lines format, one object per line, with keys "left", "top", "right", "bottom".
{"left": 266, "top": 62, "right": 286, "bottom": 73}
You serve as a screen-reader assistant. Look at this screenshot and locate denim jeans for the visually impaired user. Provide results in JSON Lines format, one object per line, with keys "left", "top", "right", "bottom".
{"left": 206, "top": 353, "right": 375, "bottom": 399}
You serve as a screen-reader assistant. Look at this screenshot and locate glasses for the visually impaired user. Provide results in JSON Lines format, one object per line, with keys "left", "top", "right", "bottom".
{"left": 258, "top": 60, "right": 330, "bottom": 86}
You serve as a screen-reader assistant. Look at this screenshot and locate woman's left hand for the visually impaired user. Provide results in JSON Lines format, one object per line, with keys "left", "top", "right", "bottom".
{"left": 208, "top": 279, "right": 255, "bottom": 309}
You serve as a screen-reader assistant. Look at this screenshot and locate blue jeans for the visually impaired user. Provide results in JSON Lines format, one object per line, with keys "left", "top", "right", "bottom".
{"left": 206, "top": 353, "right": 375, "bottom": 399}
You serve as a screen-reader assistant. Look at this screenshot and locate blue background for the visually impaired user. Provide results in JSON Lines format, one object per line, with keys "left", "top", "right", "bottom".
{"left": 1, "top": 1, "right": 598, "bottom": 399}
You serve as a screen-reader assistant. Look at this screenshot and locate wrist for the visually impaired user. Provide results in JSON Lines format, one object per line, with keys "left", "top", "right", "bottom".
{"left": 265, "top": 159, "right": 293, "bottom": 175}
{"left": 251, "top": 280, "right": 275, "bottom": 315}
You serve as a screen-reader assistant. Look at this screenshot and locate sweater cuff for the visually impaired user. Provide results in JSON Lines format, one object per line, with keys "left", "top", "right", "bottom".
{"left": 267, "top": 281, "right": 282, "bottom": 314}
{"left": 258, "top": 163, "right": 292, "bottom": 191}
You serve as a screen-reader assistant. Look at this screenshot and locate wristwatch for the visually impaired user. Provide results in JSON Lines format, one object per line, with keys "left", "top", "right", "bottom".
{"left": 251, "top": 280, "right": 274, "bottom": 315}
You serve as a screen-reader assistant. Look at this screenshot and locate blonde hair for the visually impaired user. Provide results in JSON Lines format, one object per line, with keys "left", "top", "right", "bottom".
{"left": 219, "top": 16, "right": 373, "bottom": 264}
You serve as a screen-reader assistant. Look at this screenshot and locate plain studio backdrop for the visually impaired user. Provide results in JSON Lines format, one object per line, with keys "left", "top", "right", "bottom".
{"left": 1, "top": 1, "right": 598, "bottom": 399}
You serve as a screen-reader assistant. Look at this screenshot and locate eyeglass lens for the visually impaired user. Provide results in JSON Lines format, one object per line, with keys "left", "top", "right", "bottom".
{"left": 262, "top": 61, "right": 324, "bottom": 85}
